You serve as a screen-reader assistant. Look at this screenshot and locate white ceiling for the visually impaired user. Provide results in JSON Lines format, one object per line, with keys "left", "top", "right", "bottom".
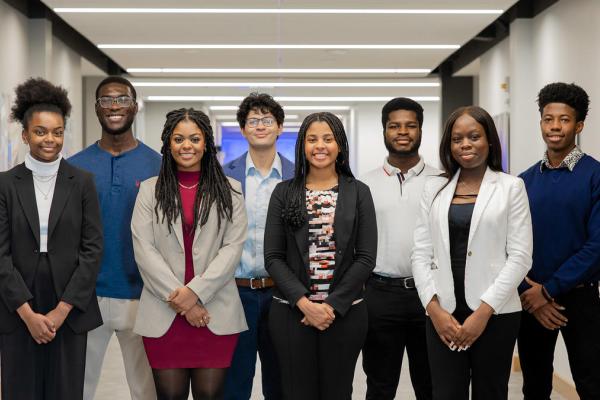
{"left": 42, "top": 0, "right": 517, "bottom": 114}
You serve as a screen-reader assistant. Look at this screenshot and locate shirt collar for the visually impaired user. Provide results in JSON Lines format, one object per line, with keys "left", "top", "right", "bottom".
{"left": 383, "top": 156, "right": 425, "bottom": 178}
{"left": 540, "top": 146, "right": 584, "bottom": 172}
{"left": 245, "top": 152, "right": 282, "bottom": 178}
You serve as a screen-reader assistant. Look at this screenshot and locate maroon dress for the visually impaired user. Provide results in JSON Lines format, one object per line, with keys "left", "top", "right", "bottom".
{"left": 143, "top": 170, "right": 239, "bottom": 369}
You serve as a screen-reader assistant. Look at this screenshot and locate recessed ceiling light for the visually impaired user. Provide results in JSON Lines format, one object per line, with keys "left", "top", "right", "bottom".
{"left": 147, "top": 96, "right": 440, "bottom": 102}
{"left": 99, "top": 44, "right": 459, "bottom": 50}
{"left": 127, "top": 68, "right": 431, "bottom": 74}
{"left": 209, "top": 105, "right": 351, "bottom": 111}
{"left": 214, "top": 114, "right": 299, "bottom": 120}
{"left": 131, "top": 81, "right": 439, "bottom": 88}
{"left": 56, "top": 8, "right": 503, "bottom": 15}
{"left": 221, "top": 121, "right": 302, "bottom": 127}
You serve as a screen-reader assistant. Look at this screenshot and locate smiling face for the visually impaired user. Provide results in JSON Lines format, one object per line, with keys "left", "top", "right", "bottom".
{"left": 95, "top": 82, "right": 137, "bottom": 136}
{"left": 304, "top": 121, "right": 340, "bottom": 172}
{"left": 170, "top": 119, "right": 206, "bottom": 171}
{"left": 450, "top": 113, "right": 489, "bottom": 171}
{"left": 540, "top": 102, "right": 583, "bottom": 154}
{"left": 384, "top": 109, "right": 422, "bottom": 156}
{"left": 22, "top": 111, "right": 64, "bottom": 162}
{"left": 241, "top": 108, "right": 283, "bottom": 151}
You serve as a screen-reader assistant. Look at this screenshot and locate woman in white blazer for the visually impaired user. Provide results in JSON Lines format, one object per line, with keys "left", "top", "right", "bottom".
{"left": 131, "top": 108, "right": 247, "bottom": 400}
{"left": 411, "top": 106, "right": 532, "bottom": 400}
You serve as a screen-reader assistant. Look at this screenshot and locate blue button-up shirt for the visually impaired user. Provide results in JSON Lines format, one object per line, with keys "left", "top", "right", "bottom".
{"left": 235, "top": 153, "right": 283, "bottom": 278}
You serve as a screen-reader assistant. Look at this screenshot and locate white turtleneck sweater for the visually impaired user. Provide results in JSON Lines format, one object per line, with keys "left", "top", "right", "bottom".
{"left": 24, "top": 152, "right": 62, "bottom": 252}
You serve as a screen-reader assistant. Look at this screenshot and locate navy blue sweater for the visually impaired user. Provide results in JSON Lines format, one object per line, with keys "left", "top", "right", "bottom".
{"left": 519, "top": 154, "right": 600, "bottom": 297}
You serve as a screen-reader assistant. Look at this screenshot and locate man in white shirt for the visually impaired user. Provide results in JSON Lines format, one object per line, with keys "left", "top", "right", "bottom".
{"left": 361, "top": 97, "right": 439, "bottom": 400}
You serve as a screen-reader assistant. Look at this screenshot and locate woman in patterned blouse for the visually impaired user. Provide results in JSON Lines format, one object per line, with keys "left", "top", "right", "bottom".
{"left": 264, "top": 112, "right": 378, "bottom": 400}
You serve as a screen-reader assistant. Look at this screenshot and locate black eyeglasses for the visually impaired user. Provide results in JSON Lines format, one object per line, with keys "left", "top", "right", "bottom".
{"left": 96, "top": 96, "right": 135, "bottom": 109}
{"left": 246, "top": 117, "right": 275, "bottom": 128}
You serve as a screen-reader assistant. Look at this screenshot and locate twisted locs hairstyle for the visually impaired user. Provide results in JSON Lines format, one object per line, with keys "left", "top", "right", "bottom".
{"left": 282, "top": 112, "right": 353, "bottom": 229}
{"left": 154, "top": 108, "right": 236, "bottom": 231}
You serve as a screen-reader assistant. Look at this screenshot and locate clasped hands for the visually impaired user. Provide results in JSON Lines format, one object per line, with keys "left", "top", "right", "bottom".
{"left": 17, "top": 301, "right": 72, "bottom": 344}
{"left": 296, "top": 297, "right": 335, "bottom": 331}
{"left": 520, "top": 276, "right": 568, "bottom": 330}
{"left": 427, "top": 298, "right": 493, "bottom": 352}
{"left": 168, "top": 286, "right": 210, "bottom": 328}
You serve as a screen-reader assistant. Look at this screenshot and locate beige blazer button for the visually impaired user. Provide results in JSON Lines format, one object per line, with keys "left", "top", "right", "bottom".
{"left": 193, "top": 249, "right": 199, "bottom": 255}
{"left": 467, "top": 251, "right": 472, "bottom": 257}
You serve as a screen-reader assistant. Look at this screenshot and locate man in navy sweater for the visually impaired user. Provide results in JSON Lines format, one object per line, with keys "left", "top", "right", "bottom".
{"left": 518, "top": 82, "right": 600, "bottom": 400}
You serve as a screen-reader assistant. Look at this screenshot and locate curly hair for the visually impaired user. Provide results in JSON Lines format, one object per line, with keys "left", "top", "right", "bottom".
{"left": 537, "top": 82, "right": 589, "bottom": 122}
{"left": 236, "top": 92, "right": 285, "bottom": 128}
{"left": 282, "top": 112, "right": 354, "bottom": 229}
{"left": 11, "top": 78, "right": 71, "bottom": 129}
{"left": 154, "top": 108, "right": 237, "bottom": 232}
{"left": 381, "top": 97, "right": 424, "bottom": 130}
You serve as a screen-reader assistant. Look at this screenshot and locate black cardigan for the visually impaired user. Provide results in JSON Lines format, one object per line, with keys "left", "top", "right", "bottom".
{"left": 264, "top": 174, "right": 377, "bottom": 316}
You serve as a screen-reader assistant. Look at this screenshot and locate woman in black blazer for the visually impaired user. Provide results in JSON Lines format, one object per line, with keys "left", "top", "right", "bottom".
{"left": 0, "top": 78, "right": 103, "bottom": 400}
{"left": 264, "top": 112, "right": 377, "bottom": 400}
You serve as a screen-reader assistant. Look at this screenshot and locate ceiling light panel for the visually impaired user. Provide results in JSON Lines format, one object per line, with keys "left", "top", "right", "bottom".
{"left": 55, "top": 8, "right": 503, "bottom": 15}
{"left": 127, "top": 68, "right": 431, "bottom": 74}
{"left": 98, "top": 44, "right": 460, "bottom": 50}
{"left": 131, "top": 81, "right": 439, "bottom": 88}
{"left": 147, "top": 96, "right": 440, "bottom": 102}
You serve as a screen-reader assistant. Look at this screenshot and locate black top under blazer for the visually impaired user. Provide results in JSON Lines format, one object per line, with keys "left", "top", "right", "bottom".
{"left": 264, "top": 174, "right": 377, "bottom": 316}
{"left": 0, "top": 161, "right": 103, "bottom": 334}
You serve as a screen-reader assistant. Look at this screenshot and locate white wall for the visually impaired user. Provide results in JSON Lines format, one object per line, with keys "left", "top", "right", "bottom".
{"left": 476, "top": 0, "right": 600, "bottom": 387}
{"left": 355, "top": 101, "right": 441, "bottom": 177}
{"left": 0, "top": 2, "right": 85, "bottom": 167}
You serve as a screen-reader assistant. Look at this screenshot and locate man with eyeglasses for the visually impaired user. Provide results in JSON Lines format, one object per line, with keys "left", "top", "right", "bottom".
{"left": 222, "top": 92, "right": 294, "bottom": 400}
{"left": 69, "top": 76, "right": 160, "bottom": 400}
{"left": 360, "top": 97, "right": 437, "bottom": 400}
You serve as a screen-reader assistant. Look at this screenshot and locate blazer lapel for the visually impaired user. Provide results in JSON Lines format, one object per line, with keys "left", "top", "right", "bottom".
{"left": 172, "top": 215, "right": 185, "bottom": 250}
{"left": 14, "top": 164, "right": 40, "bottom": 246}
{"left": 227, "top": 152, "right": 247, "bottom": 195}
{"left": 47, "top": 160, "right": 74, "bottom": 240}
{"left": 332, "top": 176, "right": 355, "bottom": 283}
{"left": 467, "top": 168, "right": 497, "bottom": 247}
{"left": 438, "top": 172, "right": 459, "bottom": 260}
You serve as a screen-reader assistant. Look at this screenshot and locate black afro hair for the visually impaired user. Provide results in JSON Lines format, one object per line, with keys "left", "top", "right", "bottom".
{"left": 11, "top": 77, "right": 71, "bottom": 129}
{"left": 537, "top": 82, "right": 589, "bottom": 122}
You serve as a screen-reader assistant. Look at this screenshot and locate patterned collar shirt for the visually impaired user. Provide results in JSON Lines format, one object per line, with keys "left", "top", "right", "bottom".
{"left": 236, "top": 152, "right": 283, "bottom": 278}
{"left": 540, "top": 146, "right": 584, "bottom": 172}
{"left": 360, "top": 156, "right": 441, "bottom": 278}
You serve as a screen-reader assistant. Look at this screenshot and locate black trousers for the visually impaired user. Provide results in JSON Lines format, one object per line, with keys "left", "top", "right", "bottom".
{"left": 518, "top": 284, "right": 600, "bottom": 400}
{"left": 426, "top": 311, "right": 521, "bottom": 400}
{"left": 362, "top": 278, "right": 432, "bottom": 400}
{"left": 269, "top": 300, "right": 368, "bottom": 400}
{"left": 0, "top": 254, "right": 87, "bottom": 400}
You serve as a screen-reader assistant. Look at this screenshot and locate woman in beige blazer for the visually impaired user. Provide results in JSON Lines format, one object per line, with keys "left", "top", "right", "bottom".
{"left": 131, "top": 108, "right": 247, "bottom": 400}
{"left": 411, "top": 106, "right": 532, "bottom": 400}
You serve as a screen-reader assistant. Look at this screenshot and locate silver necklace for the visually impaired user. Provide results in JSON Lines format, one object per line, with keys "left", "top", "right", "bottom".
{"left": 178, "top": 182, "right": 199, "bottom": 190}
{"left": 33, "top": 175, "right": 57, "bottom": 200}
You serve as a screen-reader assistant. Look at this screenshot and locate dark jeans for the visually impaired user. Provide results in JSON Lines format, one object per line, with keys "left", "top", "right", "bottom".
{"left": 223, "top": 287, "right": 282, "bottom": 400}
{"left": 518, "top": 284, "right": 600, "bottom": 400}
{"left": 426, "top": 311, "right": 521, "bottom": 400}
{"left": 269, "top": 300, "right": 368, "bottom": 400}
{"left": 362, "top": 278, "right": 432, "bottom": 400}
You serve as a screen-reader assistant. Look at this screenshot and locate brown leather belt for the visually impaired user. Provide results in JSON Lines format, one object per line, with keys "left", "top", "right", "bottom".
{"left": 236, "top": 277, "right": 275, "bottom": 289}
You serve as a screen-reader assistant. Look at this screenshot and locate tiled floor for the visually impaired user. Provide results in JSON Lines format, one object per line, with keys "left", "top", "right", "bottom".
{"left": 93, "top": 336, "right": 570, "bottom": 399}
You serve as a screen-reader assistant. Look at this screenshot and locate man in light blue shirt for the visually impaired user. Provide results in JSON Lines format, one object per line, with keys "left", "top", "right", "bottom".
{"left": 223, "top": 93, "right": 294, "bottom": 400}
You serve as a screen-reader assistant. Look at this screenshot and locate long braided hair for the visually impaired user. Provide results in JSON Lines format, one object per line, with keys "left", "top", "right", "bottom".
{"left": 282, "top": 112, "right": 353, "bottom": 229}
{"left": 154, "top": 108, "right": 236, "bottom": 231}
